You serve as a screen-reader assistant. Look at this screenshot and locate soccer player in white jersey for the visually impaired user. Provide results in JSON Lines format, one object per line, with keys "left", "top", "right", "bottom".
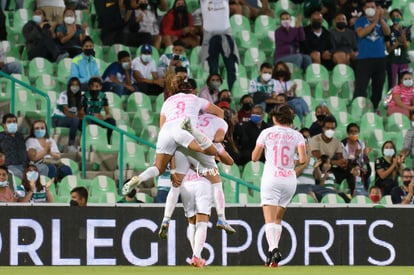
{"left": 252, "top": 104, "right": 307, "bottom": 267}
{"left": 122, "top": 78, "right": 223, "bottom": 195}
{"left": 158, "top": 112, "right": 236, "bottom": 239}
{"left": 180, "top": 167, "right": 211, "bottom": 268}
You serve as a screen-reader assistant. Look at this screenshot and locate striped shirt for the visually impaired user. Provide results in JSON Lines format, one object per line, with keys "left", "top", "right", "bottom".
{"left": 15, "top": 185, "right": 49, "bottom": 203}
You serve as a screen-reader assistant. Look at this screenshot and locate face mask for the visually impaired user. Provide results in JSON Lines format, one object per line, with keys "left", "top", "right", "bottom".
{"left": 392, "top": 17, "right": 401, "bottom": 24}
{"left": 83, "top": 49, "right": 95, "bottom": 56}
{"left": 250, "top": 114, "right": 262, "bottom": 124}
{"left": 383, "top": 148, "right": 395, "bottom": 157}
{"left": 261, "top": 73, "right": 272, "bottom": 82}
{"left": 221, "top": 97, "right": 231, "bottom": 103}
{"left": 6, "top": 122, "right": 18, "bottom": 134}
{"left": 364, "top": 8, "right": 376, "bottom": 17}
{"left": 403, "top": 180, "right": 411, "bottom": 187}
{"left": 34, "top": 129, "right": 46, "bottom": 138}
{"left": 348, "top": 134, "right": 359, "bottom": 141}
{"left": 281, "top": 20, "right": 290, "bottom": 28}
{"left": 324, "top": 129, "right": 335, "bottom": 139}
{"left": 175, "top": 5, "right": 186, "bottom": 12}
{"left": 275, "top": 70, "right": 286, "bottom": 78}
{"left": 0, "top": 180, "right": 8, "bottom": 187}
{"left": 139, "top": 3, "right": 148, "bottom": 10}
{"left": 32, "top": 15, "right": 42, "bottom": 24}
{"left": 311, "top": 21, "right": 322, "bottom": 29}
{"left": 316, "top": 115, "right": 326, "bottom": 121}
{"left": 209, "top": 81, "right": 221, "bottom": 90}
{"left": 70, "top": 199, "right": 79, "bottom": 206}
{"left": 242, "top": 102, "right": 253, "bottom": 111}
{"left": 64, "top": 16, "right": 75, "bottom": 24}
{"left": 122, "top": 62, "right": 130, "bottom": 70}
{"left": 141, "top": 54, "right": 152, "bottom": 63}
{"left": 403, "top": 79, "right": 413, "bottom": 87}
{"left": 26, "top": 171, "right": 39, "bottom": 182}
{"left": 90, "top": 89, "right": 100, "bottom": 95}
{"left": 336, "top": 22, "right": 347, "bottom": 30}
{"left": 70, "top": 85, "right": 80, "bottom": 94}
{"left": 370, "top": 194, "right": 380, "bottom": 203}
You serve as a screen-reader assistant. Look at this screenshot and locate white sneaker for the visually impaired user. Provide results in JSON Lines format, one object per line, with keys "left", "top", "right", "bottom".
{"left": 67, "top": 145, "right": 78, "bottom": 153}
{"left": 180, "top": 116, "right": 193, "bottom": 133}
{"left": 122, "top": 176, "right": 141, "bottom": 195}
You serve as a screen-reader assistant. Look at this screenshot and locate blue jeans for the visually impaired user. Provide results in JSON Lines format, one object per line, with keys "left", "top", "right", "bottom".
{"left": 46, "top": 163, "right": 72, "bottom": 181}
{"left": 52, "top": 116, "right": 80, "bottom": 145}
{"left": 207, "top": 34, "right": 238, "bottom": 91}
{"left": 288, "top": 97, "right": 310, "bottom": 123}
{"left": 275, "top": 54, "right": 312, "bottom": 71}
{"left": 1, "top": 62, "right": 22, "bottom": 75}
{"left": 102, "top": 82, "right": 133, "bottom": 96}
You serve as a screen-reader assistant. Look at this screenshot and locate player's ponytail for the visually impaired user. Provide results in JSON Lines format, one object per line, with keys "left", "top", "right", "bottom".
{"left": 270, "top": 104, "right": 294, "bottom": 125}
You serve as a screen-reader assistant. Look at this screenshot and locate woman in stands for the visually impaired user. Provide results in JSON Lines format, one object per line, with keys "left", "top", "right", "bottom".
{"left": 387, "top": 69, "right": 414, "bottom": 117}
{"left": 252, "top": 104, "right": 306, "bottom": 267}
{"left": 16, "top": 165, "right": 54, "bottom": 203}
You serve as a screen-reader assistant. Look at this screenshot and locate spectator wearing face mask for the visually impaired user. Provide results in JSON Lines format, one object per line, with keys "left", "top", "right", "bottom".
{"left": 249, "top": 62, "right": 280, "bottom": 113}
{"left": 69, "top": 36, "right": 99, "bottom": 91}
{"left": 70, "top": 186, "right": 88, "bottom": 207}
{"left": 330, "top": 12, "right": 358, "bottom": 65}
{"left": 391, "top": 167, "right": 414, "bottom": 204}
{"left": 102, "top": 50, "right": 136, "bottom": 96}
{"left": 239, "top": 104, "right": 270, "bottom": 165}
{"left": 157, "top": 39, "right": 190, "bottom": 78}
{"left": 368, "top": 186, "right": 382, "bottom": 203}
{"left": 309, "top": 104, "right": 333, "bottom": 137}
{"left": 199, "top": 73, "right": 223, "bottom": 103}
{"left": 0, "top": 166, "right": 17, "bottom": 202}
{"left": 16, "top": 165, "right": 54, "bottom": 203}
{"left": 386, "top": 69, "right": 414, "bottom": 117}
{"left": 237, "top": 94, "right": 254, "bottom": 126}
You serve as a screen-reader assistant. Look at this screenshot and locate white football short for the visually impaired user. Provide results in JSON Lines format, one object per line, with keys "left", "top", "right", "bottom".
{"left": 260, "top": 176, "right": 297, "bottom": 208}
{"left": 175, "top": 147, "right": 218, "bottom": 175}
{"left": 180, "top": 177, "right": 212, "bottom": 218}
{"left": 156, "top": 123, "right": 195, "bottom": 155}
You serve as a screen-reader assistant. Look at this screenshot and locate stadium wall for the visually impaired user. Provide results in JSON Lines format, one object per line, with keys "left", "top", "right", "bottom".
{"left": 0, "top": 204, "right": 412, "bottom": 266}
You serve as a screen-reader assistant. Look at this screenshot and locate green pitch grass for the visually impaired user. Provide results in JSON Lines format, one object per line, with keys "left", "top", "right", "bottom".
{"left": 1, "top": 266, "right": 414, "bottom": 275}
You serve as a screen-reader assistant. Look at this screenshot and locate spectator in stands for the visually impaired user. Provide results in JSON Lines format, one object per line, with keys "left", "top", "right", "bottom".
{"left": 22, "top": 8, "right": 64, "bottom": 62}
{"left": 302, "top": 11, "right": 333, "bottom": 69}
{"left": 0, "top": 8, "right": 6, "bottom": 40}
{"left": 0, "top": 166, "right": 17, "bottom": 202}
{"left": 155, "top": 169, "right": 173, "bottom": 203}
{"left": 391, "top": 167, "right": 414, "bottom": 204}
{"left": 0, "top": 114, "right": 49, "bottom": 179}
{"left": 386, "top": 69, "right": 414, "bottom": 117}
{"left": 123, "top": 0, "right": 162, "bottom": 49}
{"left": 375, "top": 140, "right": 404, "bottom": 195}
{"left": 199, "top": 73, "right": 223, "bottom": 103}
{"left": 69, "top": 36, "right": 100, "bottom": 91}
{"left": 309, "top": 104, "right": 332, "bottom": 136}
{"left": 241, "top": 0, "right": 273, "bottom": 18}
{"left": 217, "top": 89, "right": 232, "bottom": 105}
{"left": 239, "top": 104, "right": 270, "bottom": 165}
{"left": 200, "top": 0, "right": 239, "bottom": 90}
{"left": 102, "top": 50, "right": 136, "bottom": 96}
{"left": 354, "top": 0, "right": 390, "bottom": 112}
{"left": 401, "top": 111, "right": 414, "bottom": 160}
{"left": 223, "top": 108, "right": 242, "bottom": 165}
{"left": 118, "top": 180, "right": 143, "bottom": 203}
{"left": 70, "top": 186, "right": 88, "bottom": 206}
{"left": 94, "top": 0, "right": 125, "bottom": 45}
{"left": 36, "top": 0, "right": 66, "bottom": 23}
{"left": 16, "top": 165, "right": 55, "bottom": 203}
{"left": 350, "top": 161, "right": 369, "bottom": 197}
{"left": 26, "top": 120, "right": 72, "bottom": 181}
{"left": 161, "top": 0, "right": 200, "bottom": 49}
{"left": 313, "top": 154, "right": 337, "bottom": 192}
{"left": 131, "top": 44, "right": 164, "bottom": 96}
{"left": 249, "top": 62, "right": 279, "bottom": 113}
{"left": 52, "top": 77, "right": 82, "bottom": 153}
{"left": 0, "top": 149, "right": 4, "bottom": 166}
{"left": 385, "top": 8, "right": 411, "bottom": 90}
{"left": 330, "top": 11, "right": 358, "bottom": 65}
{"left": 309, "top": 115, "right": 348, "bottom": 184}
{"left": 237, "top": 94, "right": 254, "bottom": 126}
{"left": 157, "top": 39, "right": 190, "bottom": 78}
{"left": 341, "top": 122, "right": 372, "bottom": 189}
{"left": 340, "top": 0, "right": 363, "bottom": 29}
{"left": 79, "top": 77, "right": 116, "bottom": 144}
{"left": 368, "top": 185, "right": 382, "bottom": 203}
{"left": 55, "top": 7, "right": 88, "bottom": 58}
{"left": 274, "top": 11, "right": 311, "bottom": 71}
{"left": 273, "top": 61, "right": 310, "bottom": 126}
{"left": 0, "top": 42, "right": 22, "bottom": 75}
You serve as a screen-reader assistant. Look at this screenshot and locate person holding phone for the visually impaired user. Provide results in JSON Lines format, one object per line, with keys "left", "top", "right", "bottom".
{"left": 157, "top": 39, "right": 190, "bottom": 78}
{"left": 385, "top": 8, "right": 411, "bottom": 89}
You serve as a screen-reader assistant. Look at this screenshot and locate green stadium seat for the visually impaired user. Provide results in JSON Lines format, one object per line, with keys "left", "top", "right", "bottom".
{"left": 121, "top": 141, "right": 150, "bottom": 171}
{"left": 1, "top": 40, "right": 21, "bottom": 59}
{"left": 242, "top": 161, "right": 264, "bottom": 184}
{"left": 291, "top": 193, "right": 317, "bottom": 203}
{"left": 56, "top": 58, "right": 73, "bottom": 85}
{"left": 60, "top": 157, "right": 80, "bottom": 175}
{"left": 234, "top": 31, "right": 259, "bottom": 53}
{"left": 154, "top": 93, "right": 164, "bottom": 113}
{"left": 243, "top": 47, "right": 266, "bottom": 69}
{"left": 111, "top": 107, "right": 129, "bottom": 127}
{"left": 320, "top": 193, "right": 346, "bottom": 204}
{"left": 254, "top": 15, "right": 277, "bottom": 39}
{"left": 140, "top": 125, "right": 159, "bottom": 144}
{"left": 230, "top": 14, "right": 251, "bottom": 34}
{"left": 107, "top": 44, "right": 131, "bottom": 62}
{"left": 350, "top": 195, "right": 372, "bottom": 204}
{"left": 131, "top": 108, "right": 156, "bottom": 135}
{"left": 305, "top": 63, "right": 329, "bottom": 88}
{"left": 126, "top": 92, "right": 152, "bottom": 113}
{"left": 105, "top": 92, "right": 123, "bottom": 109}
{"left": 349, "top": 97, "right": 374, "bottom": 123}
{"left": 82, "top": 124, "right": 118, "bottom": 153}
{"left": 136, "top": 192, "right": 154, "bottom": 203}
{"left": 89, "top": 191, "right": 121, "bottom": 203}
{"left": 379, "top": 195, "right": 393, "bottom": 205}
{"left": 385, "top": 112, "right": 411, "bottom": 132}
{"left": 10, "top": 9, "right": 31, "bottom": 44}
{"left": 58, "top": 175, "right": 85, "bottom": 198}
{"left": 293, "top": 79, "right": 311, "bottom": 97}
{"left": 231, "top": 77, "right": 250, "bottom": 101}
{"left": 34, "top": 74, "right": 58, "bottom": 91}
{"left": 286, "top": 62, "right": 302, "bottom": 80}
{"left": 331, "top": 64, "right": 355, "bottom": 90}
{"left": 89, "top": 175, "right": 118, "bottom": 199}
{"left": 28, "top": 57, "right": 54, "bottom": 82}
